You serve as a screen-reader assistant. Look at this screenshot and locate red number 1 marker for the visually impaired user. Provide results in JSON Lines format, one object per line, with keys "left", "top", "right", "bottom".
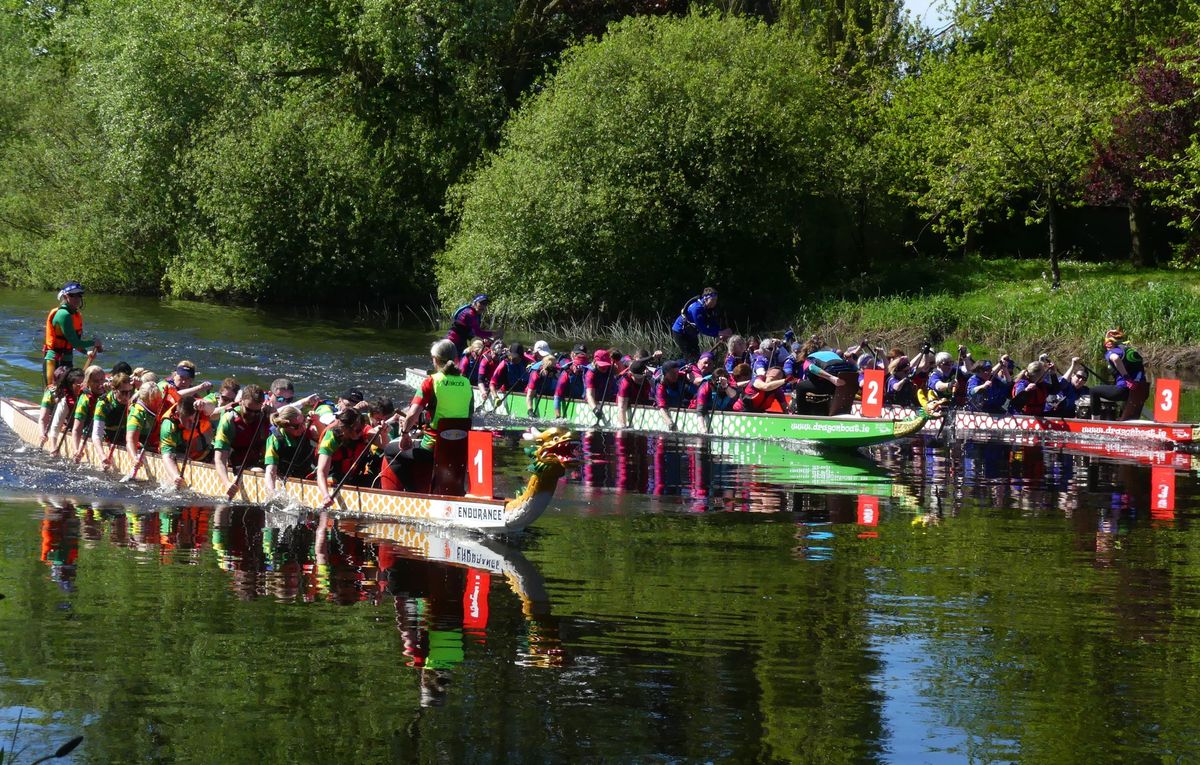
{"left": 467, "top": 430, "right": 493, "bottom": 498}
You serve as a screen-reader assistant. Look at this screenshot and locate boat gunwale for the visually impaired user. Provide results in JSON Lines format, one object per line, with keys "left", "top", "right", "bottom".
{"left": 402, "top": 368, "right": 917, "bottom": 433}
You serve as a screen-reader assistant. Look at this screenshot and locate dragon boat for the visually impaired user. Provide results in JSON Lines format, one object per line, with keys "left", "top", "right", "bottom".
{"left": 403, "top": 369, "right": 929, "bottom": 449}
{"left": 0, "top": 396, "right": 578, "bottom": 534}
{"left": 849, "top": 402, "right": 1200, "bottom": 451}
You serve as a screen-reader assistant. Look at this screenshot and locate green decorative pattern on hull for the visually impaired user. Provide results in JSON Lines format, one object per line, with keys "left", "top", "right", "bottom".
{"left": 404, "top": 369, "right": 923, "bottom": 449}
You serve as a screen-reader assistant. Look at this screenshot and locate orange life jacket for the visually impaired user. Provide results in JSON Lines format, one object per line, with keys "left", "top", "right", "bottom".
{"left": 171, "top": 414, "right": 212, "bottom": 460}
{"left": 43, "top": 306, "right": 83, "bottom": 354}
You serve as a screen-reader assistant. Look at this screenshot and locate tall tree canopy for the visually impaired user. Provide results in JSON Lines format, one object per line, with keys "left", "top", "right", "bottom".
{"left": 1, "top": 0, "right": 1198, "bottom": 315}
{"left": 436, "top": 13, "right": 853, "bottom": 323}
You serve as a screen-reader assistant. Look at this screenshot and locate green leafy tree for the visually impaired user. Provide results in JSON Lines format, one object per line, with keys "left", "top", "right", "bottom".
{"left": 438, "top": 12, "right": 848, "bottom": 323}
{"left": 883, "top": 51, "right": 1106, "bottom": 286}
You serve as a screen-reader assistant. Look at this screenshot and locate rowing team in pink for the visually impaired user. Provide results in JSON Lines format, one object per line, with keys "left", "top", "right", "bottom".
{"left": 448, "top": 294, "right": 1152, "bottom": 426}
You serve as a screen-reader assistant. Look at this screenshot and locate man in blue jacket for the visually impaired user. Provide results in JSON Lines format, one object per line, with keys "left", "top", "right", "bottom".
{"left": 670, "top": 287, "right": 731, "bottom": 362}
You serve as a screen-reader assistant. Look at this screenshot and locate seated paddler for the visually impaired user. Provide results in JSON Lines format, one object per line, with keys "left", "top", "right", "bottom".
{"left": 315, "top": 409, "right": 383, "bottom": 506}
{"left": 793, "top": 346, "right": 858, "bottom": 414}
{"left": 125, "top": 380, "right": 167, "bottom": 466}
{"left": 70, "top": 365, "right": 107, "bottom": 460}
{"left": 965, "top": 361, "right": 1008, "bottom": 414}
{"left": 525, "top": 342, "right": 558, "bottom": 417}
{"left": 212, "top": 384, "right": 270, "bottom": 498}
{"left": 1045, "top": 357, "right": 1089, "bottom": 417}
{"left": 159, "top": 397, "right": 213, "bottom": 489}
{"left": 91, "top": 372, "right": 133, "bottom": 467}
{"left": 263, "top": 405, "right": 317, "bottom": 494}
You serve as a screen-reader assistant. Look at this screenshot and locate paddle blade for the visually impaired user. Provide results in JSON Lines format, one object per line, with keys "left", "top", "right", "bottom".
{"left": 55, "top": 736, "right": 83, "bottom": 758}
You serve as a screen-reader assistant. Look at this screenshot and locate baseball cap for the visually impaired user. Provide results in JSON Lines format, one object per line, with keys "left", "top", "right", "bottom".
{"left": 592, "top": 349, "right": 613, "bottom": 369}
{"left": 533, "top": 340, "right": 553, "bottom": 358}
{"left": 340, "top": 388, "right": 365, "bottom": 404}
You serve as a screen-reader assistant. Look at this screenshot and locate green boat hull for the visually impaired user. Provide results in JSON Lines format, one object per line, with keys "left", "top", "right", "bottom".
{"left": 404, "top": 369, "right": 923, "bottom": 449}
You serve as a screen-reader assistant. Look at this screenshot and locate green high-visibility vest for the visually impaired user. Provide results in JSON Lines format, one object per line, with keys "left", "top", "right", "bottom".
{"left": 420, "top": 371, "right": 473, "bottom": 449}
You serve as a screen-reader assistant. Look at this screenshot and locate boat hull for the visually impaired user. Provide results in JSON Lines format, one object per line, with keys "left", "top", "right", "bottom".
{"left": 0, "top": 397, "right": 553, "bottom": 534}
{"left": 404, "top": 369, "right": 923, "bottom": 448}
{"left": 849, "top": 402, "right": 1199, "bottom": 448}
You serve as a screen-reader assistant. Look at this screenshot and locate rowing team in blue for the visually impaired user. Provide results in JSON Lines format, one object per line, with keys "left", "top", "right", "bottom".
{"left": 449, "top": 294, "right": 1152, "bottom": 425}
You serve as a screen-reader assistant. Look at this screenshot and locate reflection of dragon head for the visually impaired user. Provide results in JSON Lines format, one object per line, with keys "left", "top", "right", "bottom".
{"left": 522, "top": 427, "right": 579, "bottom": 473}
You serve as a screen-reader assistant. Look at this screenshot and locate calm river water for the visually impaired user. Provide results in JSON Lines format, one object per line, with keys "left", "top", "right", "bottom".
{"left": 2, "top": 288, "right": 1199, "bottom": 764}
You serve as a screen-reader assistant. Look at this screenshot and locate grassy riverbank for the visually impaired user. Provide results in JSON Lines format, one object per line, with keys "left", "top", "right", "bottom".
{"left": 798, "top": 258, "right": 1200, "bottom": 369}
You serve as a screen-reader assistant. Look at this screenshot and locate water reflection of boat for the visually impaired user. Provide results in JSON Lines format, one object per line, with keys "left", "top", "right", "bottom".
{"left": 211, "top": 508, "right": 567, "bottom": 701}
{"left": 26, "top": 499, "right": 565, "bottom": 707}
{"left": 341, "top": 519, "right": 553, "bottom": 616}
{"left": 570, "top": 430, "right": 895, "bottom": 501}
{"left": 706, "top": 438, "right": 894, "bottom": 494}
{"left": 1, "top": 397, "right": 576, "bottom": 533}
{"left": 405, "top": 368, "right": 928, "bottom": 448}
{"left": 870, "top": 435, "right": 1194, "bottom": 529}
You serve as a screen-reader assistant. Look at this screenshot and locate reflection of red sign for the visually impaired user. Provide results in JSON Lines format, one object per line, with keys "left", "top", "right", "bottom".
{"left": 1154, "top": 379, "right": 1181, "bottom": 423}
{"left": 1151, "top": 466, "right": 1175, "bottom": 520}
{"left": 857, "top": 495, "right": 879, "bottom": 527}
{"left": 462, "top": 570, "right": 491, "bottom": 632}
{"left": 861, "top": 370, "right": 885, "bottom": 418}
{"left": 467, "top": 430, "right": 493, "bottom": 498}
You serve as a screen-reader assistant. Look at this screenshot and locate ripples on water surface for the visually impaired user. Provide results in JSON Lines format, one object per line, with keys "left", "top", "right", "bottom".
{"left": 3, "top": 288, "right": 1200, "bottom": 763}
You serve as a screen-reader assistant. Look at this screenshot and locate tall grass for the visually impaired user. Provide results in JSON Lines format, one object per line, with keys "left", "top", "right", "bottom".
{"left": 801, "top": 266, "right": 1200, "bottom": 366}
{"left": 518, "top": 315, "right": 674, "bottom": 353}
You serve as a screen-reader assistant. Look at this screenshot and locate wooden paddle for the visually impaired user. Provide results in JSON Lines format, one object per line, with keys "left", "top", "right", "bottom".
{"left": 322, "top": 431, "right": 378, "bottom": 510}
{"left": 123, "top": 401, "right": 171, "bottom": 483}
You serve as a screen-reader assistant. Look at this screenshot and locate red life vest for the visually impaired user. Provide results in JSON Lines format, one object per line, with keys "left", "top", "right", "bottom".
{"left": 763, "top": 391, "right": 786, "bottom": 413}
{"left": 229, "top": 410, "right": 268, "bottom": 466}
{"left": 329, "top": 430, "right": 373, "bottom": 480}
{"left": 1012, "top": 380, "right": 1048, "bottom": 415}
{"left": 738, "top": 383, "right": 785, "bottom": 413}
{"left": 43, "top": 307, "right": 83, "bottom": 354}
